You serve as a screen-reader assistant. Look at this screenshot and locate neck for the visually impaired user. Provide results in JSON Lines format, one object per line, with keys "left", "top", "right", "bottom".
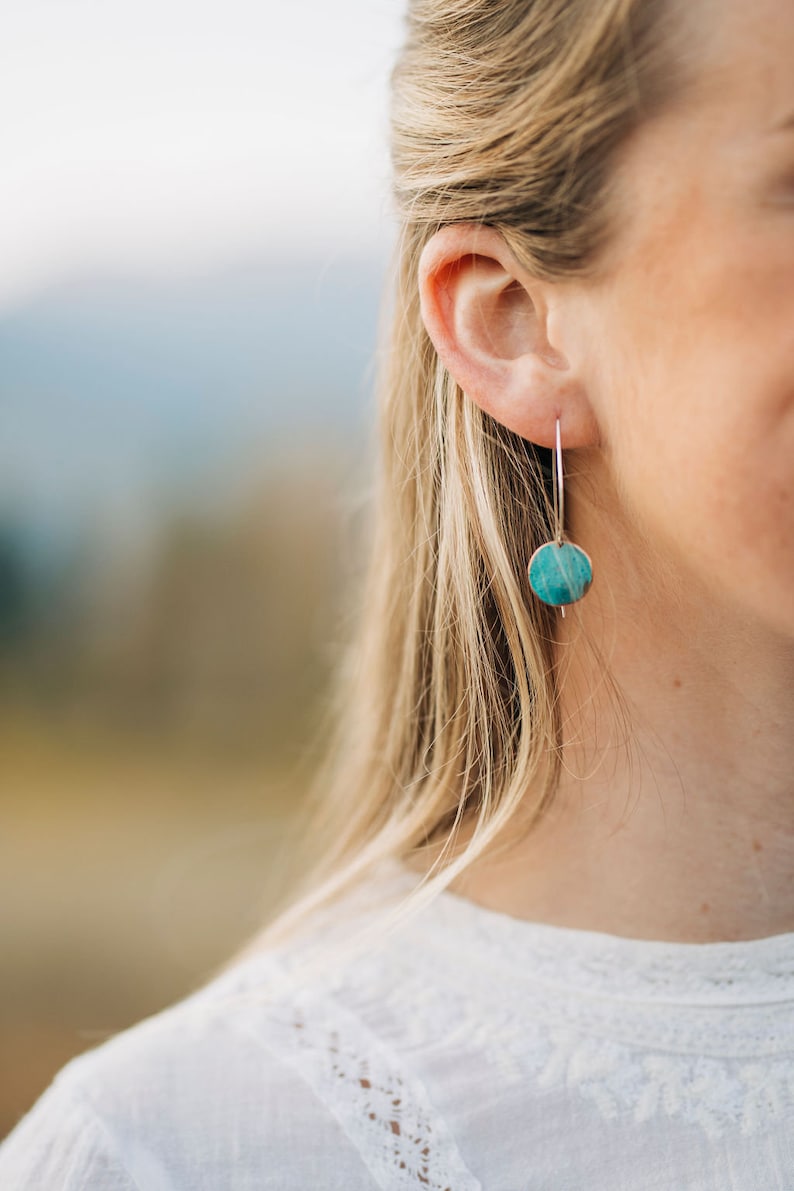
{"left": 453, "top": 467, "right": 794, "bottom": 943}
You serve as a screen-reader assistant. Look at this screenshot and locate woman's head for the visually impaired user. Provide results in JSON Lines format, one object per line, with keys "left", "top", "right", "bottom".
{"left": 415, "top": 0, "right": 794, "bottom": 642}
{"left": 258, "top": 0, "right": 794, "bottom": 943}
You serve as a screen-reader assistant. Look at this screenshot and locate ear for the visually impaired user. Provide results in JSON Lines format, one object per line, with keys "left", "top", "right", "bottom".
{"left": 418, "top": 223, "right": 599, "bottom": 449}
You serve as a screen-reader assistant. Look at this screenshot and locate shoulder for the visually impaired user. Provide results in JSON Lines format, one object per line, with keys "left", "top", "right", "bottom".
{"left": 0, "top": 1076, "right": 139, "bottom": 1191}
{"left": 0, "top": 868, "right": 479, "bottom": 1191}
{"left": 0, "top": 951, "right": 386, "bottom": 1190}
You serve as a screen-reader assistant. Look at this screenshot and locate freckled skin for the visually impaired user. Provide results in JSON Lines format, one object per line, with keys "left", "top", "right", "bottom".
{"left": 572, "top": 0, "right": 794, "bottom": 637}
{"left": 437, "top": 0, "right": 794, "bottom": 941}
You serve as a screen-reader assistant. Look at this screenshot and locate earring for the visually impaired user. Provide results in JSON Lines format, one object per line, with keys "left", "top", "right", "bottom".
{"left": 528, "top": 417, "right": 593, "bottom": 616}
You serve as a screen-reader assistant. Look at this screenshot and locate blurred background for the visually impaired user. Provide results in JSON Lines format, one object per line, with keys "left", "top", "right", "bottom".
{"left": 0, "top": 0, "right": 402, "bottom": 1136}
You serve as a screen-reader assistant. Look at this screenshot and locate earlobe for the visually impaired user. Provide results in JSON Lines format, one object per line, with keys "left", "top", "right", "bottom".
{"left": 418, "top": 223, "right": 598, "bottom": 449}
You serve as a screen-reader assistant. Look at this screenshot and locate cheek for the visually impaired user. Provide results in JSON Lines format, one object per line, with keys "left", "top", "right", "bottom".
{"left": 713, "top": 388, "right": 794, "bottom": 585}
{"left": 593, "top": 263, "right": 794, "bottom": 631}
{"left": 608, "top": 385, "right": 794, "bottom": 635}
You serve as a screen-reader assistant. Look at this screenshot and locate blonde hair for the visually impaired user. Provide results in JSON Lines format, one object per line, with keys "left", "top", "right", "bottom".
{"left": 240, "top": 0, "right": 695, "bottom": 954}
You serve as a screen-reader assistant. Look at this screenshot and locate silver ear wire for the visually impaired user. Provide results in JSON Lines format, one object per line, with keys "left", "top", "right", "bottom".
{"left": 553, "top": 416, "right": 564, "bottom": 547}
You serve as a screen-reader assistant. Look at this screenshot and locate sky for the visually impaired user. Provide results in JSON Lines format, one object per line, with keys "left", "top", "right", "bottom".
{"left": 0, "top": 0, "right": 405, "bottom": 311}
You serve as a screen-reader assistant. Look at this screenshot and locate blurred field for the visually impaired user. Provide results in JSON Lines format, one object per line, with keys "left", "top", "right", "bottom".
{"left": 0, "top": 7, "right": 389, "bottom": 1136}
{"left": 0, "top": 708, "right": 316, "bottom": 1139}
{"left": 0, "top": 450, "right": 365, "bottom": 1139}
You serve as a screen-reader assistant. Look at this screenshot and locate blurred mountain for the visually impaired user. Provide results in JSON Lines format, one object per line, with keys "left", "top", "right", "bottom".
{"left": 0, "top": 255, "right": 385, "bottom": 566}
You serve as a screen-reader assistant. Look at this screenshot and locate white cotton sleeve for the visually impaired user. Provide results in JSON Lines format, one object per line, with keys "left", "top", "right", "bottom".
{"left": 0, "top": 1077, "right": 140, "bottom": 1191}
{"left": 0, "top": 988, "right": 387, "bottom": 1191}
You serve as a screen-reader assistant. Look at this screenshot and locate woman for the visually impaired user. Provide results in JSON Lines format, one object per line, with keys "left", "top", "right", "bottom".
{"left": 2, "top": 0, "right": 793, "bottom": 1185}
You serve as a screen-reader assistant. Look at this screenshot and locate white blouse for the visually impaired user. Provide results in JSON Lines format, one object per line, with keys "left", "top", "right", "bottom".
{"left": 3, "top": 862, "right": 794, "bottom": 1189}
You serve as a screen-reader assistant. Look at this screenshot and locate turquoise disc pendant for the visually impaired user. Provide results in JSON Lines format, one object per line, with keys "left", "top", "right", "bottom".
{"left": 528, "top": 540, "right": 593, "bottom": 607}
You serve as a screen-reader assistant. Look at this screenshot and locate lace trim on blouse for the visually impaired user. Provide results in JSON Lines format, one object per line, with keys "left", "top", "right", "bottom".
{"left": 226, "top": 965, "right": 482, "bottom": 1191}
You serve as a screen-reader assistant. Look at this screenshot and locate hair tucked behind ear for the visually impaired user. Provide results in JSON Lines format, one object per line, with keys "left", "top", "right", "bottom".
{"left": 234, "top": 0, "right": 695, "bottom": 952}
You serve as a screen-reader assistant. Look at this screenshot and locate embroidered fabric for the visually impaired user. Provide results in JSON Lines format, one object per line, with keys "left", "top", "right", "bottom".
{"left": 226, "top": 864, "right": 794, "bottom": 1175}
{"left": 4, "top": 862, "right": 794, "bottom": 1189}
{"left": 342, "top": 954, "right": 794, "bottom": 1142}
{"left": 328, "top": 876, "right": 794, "bottom": 1143}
